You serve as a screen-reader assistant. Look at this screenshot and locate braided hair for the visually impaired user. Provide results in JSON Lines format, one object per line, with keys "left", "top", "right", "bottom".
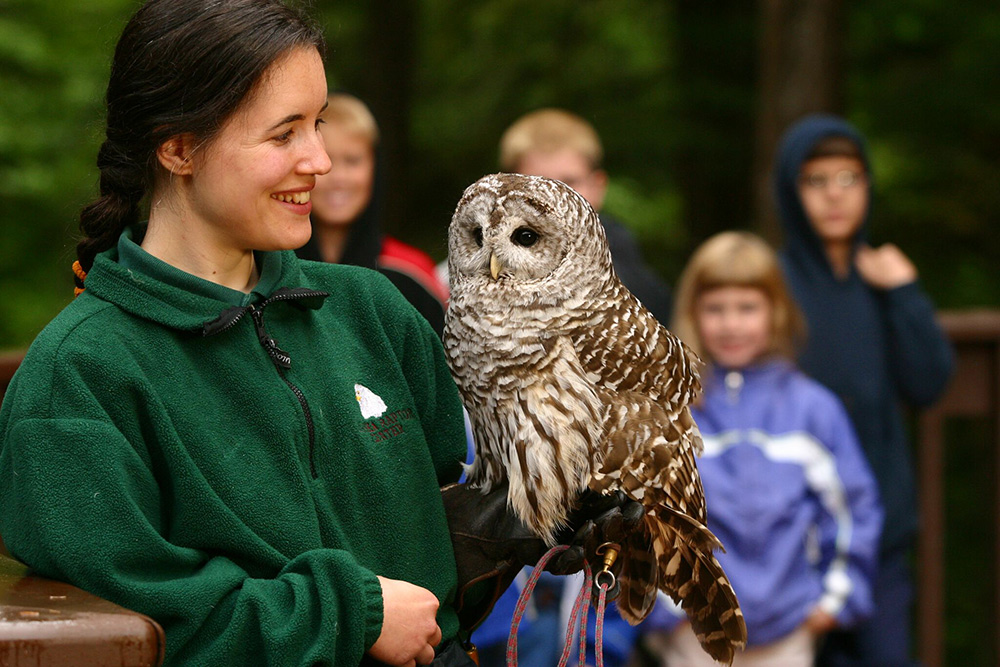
{"left": 74, "top": 0, "right": 324, "bottom": 293}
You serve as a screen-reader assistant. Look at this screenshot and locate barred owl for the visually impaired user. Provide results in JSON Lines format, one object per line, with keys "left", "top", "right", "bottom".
{"left": 443, "top": 173, "right": 746, "bottom": 663}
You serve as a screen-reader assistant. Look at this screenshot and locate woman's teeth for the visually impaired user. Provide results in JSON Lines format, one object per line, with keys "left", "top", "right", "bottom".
{"left": 272, "top": 192, "right": 311, "bottom": 204}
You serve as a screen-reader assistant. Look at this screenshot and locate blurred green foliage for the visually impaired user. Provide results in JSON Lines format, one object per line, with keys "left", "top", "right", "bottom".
{"left": 329, "top": 0, "right": 1000, "bottom": 311}
{"left": 0, "top": 0, "right": 132, "bottom": 346}
{"left": 3, "top": 0, "right": 997, "bottom": 350}
{"left": 850, "top": 2, "right": 1000, "bottom": 308}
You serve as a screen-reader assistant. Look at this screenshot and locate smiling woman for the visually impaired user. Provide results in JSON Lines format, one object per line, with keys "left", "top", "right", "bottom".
{"left": 140, "top": 46, "right": 331, "bottom": 291}
{"left": 71, "top": 0, "right": 328, "bottom": 295}
{"left": 0, "top": 1, "right": 485, "bottom": 666}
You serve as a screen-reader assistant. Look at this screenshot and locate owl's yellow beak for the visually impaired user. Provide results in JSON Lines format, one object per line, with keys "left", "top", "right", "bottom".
{"left": 489, "top": 253, "right": 502, "bottom": 280}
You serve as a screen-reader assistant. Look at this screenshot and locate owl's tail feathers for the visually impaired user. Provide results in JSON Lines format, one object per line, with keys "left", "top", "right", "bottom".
{"left": 654, "top": 506, "right": 747, "bottom": 665}
{"left": 613, "top": 526, "right": 659, "bottom": 625}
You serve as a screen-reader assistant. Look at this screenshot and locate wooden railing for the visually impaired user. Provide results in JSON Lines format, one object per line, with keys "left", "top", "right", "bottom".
{"left": 917, "top": 309, "right": 1000, "bottom": 667}
{"left": 0, "top": 351, "right": 164, "bottom": 666}
{"left": 0, "top": 554, "right": 164, "bottom": 666}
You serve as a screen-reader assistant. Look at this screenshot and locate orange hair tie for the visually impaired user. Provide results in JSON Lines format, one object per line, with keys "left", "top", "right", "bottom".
{"left": 72, "top": 260, "right": 87, "bottom": 281}
{"left": 72, "top": 260, "right": 87, "bottom": 297}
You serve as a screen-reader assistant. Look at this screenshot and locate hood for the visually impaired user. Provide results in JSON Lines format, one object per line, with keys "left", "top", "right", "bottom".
{"left": 335, "top": 142, "right": 385, "bottom": 269}
{"left": 773, "top": 114, "right": 873, "bottom": 272}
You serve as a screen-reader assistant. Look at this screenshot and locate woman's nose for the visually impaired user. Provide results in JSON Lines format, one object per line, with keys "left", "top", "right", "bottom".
{"left": 302, "top": 133, "right": 332, "bottom": 175}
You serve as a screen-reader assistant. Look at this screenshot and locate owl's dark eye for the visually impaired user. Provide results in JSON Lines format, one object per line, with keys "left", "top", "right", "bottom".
{"left": 512, "top": 227, "right": 539, "bottom": 248}
{"left": 472, "top": 227, "right": 483, "bottom": 248}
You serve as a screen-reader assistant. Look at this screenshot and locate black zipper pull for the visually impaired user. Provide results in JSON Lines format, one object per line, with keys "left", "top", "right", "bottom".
{"left": 202, "top": 305, "right": 250, "bottom": 337}
{"left": 250, "top": 306, "right": 291, "bottom": 370}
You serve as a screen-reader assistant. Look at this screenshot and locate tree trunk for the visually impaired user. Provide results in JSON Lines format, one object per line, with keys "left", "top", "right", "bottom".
{"left": 753, "top": 0, "right": 845, "bottom": 244}
{"left": 673, "top": 0, "right": 758, "bottom": 247}
{"left": 673, "top": 0, "right": 756, "bottom": 244}
{"left": 361, "top": 0, "right": 417, "bottom": 238}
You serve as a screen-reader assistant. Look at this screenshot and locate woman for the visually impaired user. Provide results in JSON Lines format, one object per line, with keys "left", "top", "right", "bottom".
{"left": 0, "top": 1, "right": 477, "bottom": 665}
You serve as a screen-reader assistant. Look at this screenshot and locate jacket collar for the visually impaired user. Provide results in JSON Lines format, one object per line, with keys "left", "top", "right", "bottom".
{"left": 705, "top": 357, "right": 793, "bottom": 387}
{"left": 86, "top": 229, "right": 327, "bottom": 332}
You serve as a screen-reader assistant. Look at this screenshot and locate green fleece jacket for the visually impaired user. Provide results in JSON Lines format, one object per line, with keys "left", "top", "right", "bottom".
{"left": 0, "top": 232, "right": 468, "bottom": 665}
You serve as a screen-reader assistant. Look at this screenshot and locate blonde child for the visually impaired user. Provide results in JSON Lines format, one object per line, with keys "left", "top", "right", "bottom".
{"left": 437, "top": 108, "right": 672, "bottom": 327}
{"left": 642, "top": 231, "right": 882, "bottom": 666}
{"left": 497, "top": 108, "right": 672, "bottom": 323}
{"left": 297, "top": 93, "right": 448, "bottom": 335}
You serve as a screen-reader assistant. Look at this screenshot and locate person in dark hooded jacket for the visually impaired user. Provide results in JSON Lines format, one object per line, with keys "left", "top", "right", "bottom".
{"left": 773, "top": 113, "right": 954, "bottom": 666}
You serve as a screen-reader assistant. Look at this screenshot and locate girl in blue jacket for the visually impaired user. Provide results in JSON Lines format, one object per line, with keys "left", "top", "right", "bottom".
{"left": 642, "top": 232, "right": 882, "bottom": 666}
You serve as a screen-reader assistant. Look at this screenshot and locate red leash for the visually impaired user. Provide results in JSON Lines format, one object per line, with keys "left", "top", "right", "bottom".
{"left": 505, "top": 543, "right": 619, "bottom": 667}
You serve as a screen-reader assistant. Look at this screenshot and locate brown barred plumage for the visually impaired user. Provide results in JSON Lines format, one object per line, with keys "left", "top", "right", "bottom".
{"left": 443, "top": 173, "right": 747, "bottom": 664}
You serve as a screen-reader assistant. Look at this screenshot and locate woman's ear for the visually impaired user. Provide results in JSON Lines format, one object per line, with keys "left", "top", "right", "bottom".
{"left": 156, "top": 134, "right": 197, "bottom": 175}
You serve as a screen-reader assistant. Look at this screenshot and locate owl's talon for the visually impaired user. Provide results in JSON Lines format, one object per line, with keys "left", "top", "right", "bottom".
{"left": 621, "top": 499, "right": 644, "bottom": 529}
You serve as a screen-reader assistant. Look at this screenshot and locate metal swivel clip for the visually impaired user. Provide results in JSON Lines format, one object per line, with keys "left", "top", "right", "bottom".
{"left": 594, "top": 542, "right": 621, "bottom": 600}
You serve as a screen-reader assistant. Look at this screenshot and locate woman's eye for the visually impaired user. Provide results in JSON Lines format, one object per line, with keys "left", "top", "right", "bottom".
{"left": 512, "top": 227, "right": 538, "bottom": 247}
{"left": 274, "top": 130, "right": 293, "bottom": 143}
{"left": 472, "top": 227, "right": 483, "bottom": 248}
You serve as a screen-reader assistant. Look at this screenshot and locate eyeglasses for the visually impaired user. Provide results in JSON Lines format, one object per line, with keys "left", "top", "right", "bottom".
{"left": 799, "top": 170, "right": 866, "bottom": 190}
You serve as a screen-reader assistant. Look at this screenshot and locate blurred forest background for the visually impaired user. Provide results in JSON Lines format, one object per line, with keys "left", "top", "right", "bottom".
{"left": 1, "top": 0, "right": 998, "bottom": 664}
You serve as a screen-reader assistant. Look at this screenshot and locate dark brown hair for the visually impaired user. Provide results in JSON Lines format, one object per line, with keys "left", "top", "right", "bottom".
{"left": 75, "top": 0, "right": 324, "bottom": 289}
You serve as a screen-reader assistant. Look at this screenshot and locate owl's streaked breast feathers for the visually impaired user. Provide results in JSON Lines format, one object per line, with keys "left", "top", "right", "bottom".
{"left": 443, "top": 173, "right": 746, "bottom": 663}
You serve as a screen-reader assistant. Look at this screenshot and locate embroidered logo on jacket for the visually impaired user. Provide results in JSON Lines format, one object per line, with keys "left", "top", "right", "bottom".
{"left": 363, "top": 408, "right": 416, "bottom": 442}
{"left": 355, "top": 383, "right": 416, "bottom": 442}
{"left": 355, "top": 384, "right": 387, "bottom": 419}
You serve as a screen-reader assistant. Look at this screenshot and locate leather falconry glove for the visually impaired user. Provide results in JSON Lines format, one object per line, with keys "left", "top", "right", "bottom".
{"left": 441, "top": 482, "right": 643, "bottom": 632}
{"left": 564, "top": 489, "right": 646, "bottom": 605}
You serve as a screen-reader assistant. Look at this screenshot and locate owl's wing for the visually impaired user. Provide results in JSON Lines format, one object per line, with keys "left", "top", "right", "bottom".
{"left": 587, "top": 387, "right": 746, "bottom": 661}
{"left": 572, "top": 286, "right": 708, "bottom": 519}
{"left": 574, "top": 288, "right": 702, "bottom": 413}
{"left": 590, "top": 390, "right": 706, "bottom": 523}
{"left": 574, "top": 294, "right": 747, "bottom": 659}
